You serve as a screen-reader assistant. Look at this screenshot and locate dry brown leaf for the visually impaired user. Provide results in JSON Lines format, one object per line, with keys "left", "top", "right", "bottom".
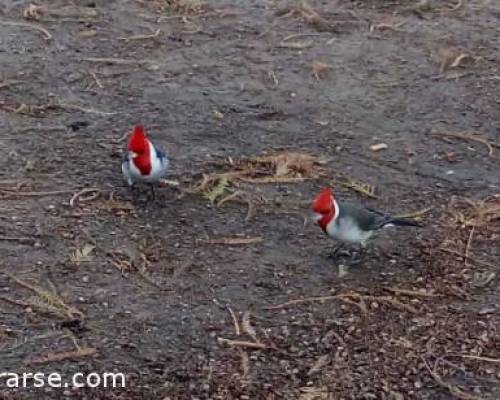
{"left": 70, "top": 244, "right": 95, "bottom": 263}
{"left": 78, "top": 30, "right": 97, "bottom": 38}
{"left": 312, "top": 61, "right": 331, "bottom": 81}
{"left": 252, "top": 151, "right": 325, "bottom": 178}
{"left": 212, "top": 109, "right": 224, "bottom": 119}
{"left": 438, "top": 49, "right": 476, "bottom": 73}
{"left": 450, "top": 53, "right": 474, "bottom": 68}
{"left": 370, "top": 143, "right": 388, "bottom": 152}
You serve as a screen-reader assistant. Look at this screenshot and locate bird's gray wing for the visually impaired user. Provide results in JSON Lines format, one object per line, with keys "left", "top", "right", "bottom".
{"left": 121, "top": 154, "right": 133, "bottom": 185}
{"left": 153, "top": 145, "right": 169, "bottom": 170}
{"left": 338, "top": 202, "right": 390, "bottom": 231}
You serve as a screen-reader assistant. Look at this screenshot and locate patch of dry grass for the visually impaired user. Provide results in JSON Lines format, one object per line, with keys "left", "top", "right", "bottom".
{"left": 3, "top": 273, "right": 83, "bottom": 320}
{"left": 450, "top": 195, "right": 500, "bottom": 228}
{"left": 157, "top": 0, "right": 205, "bottom": 13}
{"left": 189, "top": 151, "right": 326, "bottom": 217}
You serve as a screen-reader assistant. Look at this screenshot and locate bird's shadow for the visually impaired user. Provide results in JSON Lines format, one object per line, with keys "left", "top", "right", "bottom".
{"left": 126, "top": 185, "right": 178, "bottom": 209}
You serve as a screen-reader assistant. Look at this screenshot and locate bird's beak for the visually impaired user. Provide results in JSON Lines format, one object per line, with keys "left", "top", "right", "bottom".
{"left": 128, "top": 151, "right": 138, "bottom": 159}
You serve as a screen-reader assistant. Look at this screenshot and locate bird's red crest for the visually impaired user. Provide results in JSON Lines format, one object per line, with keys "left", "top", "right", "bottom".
{"left": 127, "top": 125, "right": 152, "bottom": 175}
{"left": 312, "top": 187, "right": 333, "bottom": 214}
{"left": 128, "top": 125, "right": 149, "bottom": 154}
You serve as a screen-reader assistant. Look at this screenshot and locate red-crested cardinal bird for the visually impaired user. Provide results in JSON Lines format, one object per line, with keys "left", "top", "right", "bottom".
{"left": 312, "top": 187, "right": 420, "bottom": 254}
{"left": 121, "top": 125, "right": 169, "bottom": 198}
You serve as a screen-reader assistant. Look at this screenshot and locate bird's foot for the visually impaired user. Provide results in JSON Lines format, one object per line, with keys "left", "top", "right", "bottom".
{"left": 328, "top": 244, "right": 352, "bottom": 259}
{"left": 347, "top": 244, "right": 368, "bottom": 265}
{"left": 349, "top": 253, "right": 364, "bottom": 266}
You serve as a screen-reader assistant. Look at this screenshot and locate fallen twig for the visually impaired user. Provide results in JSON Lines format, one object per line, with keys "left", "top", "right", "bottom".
{"left": 349, "top": 293, "right": 419, "bottom": 314}
{"left": 277, "top": 40, "right": 313, "bottom": 49}
{"left": 58, "top": 102, "right": 117, "bottom": 116}
{"left": 394, "top": 207, "right": 432, "bottom": 220}
{"left": 369, "top": 21, "right": 406, "bottom": 33}
{"left": 227, "top": 306, "right": 240, "bottom": 336}
{"left": 383, "top": 287, "right": 438, "bottom": 298}
{"left": 0, "top": 189, "right": 75, "bottom": 198}
{"left": 80, "top": 57, "right": 152, "bottom": 66}
{"left": 0, "top": 296, "right": 30, "bottom": 308}
{"left": 308, "top": 354, "right": 330, "bottom": 376}
{"left": 118, "top": 29, "right": 161, "bottom": 41}
{"left": 454, "top": 354, "right": 500, "bottom": 363}
{"left": 217, "top": 191, "right": 254, "bottom": 221}
{"left": 264, "top": 293, "right": 418, "bottom": 314}
{"left": 430, "top": 131, "right": 497, "bottom": 157}
{"left": 283, "top": 33, "right": 321, "bottom": 41}
{"left": 439, "top": 248, "right": 496, "bottom": 269}
{"left": 69, "top": 188, "right": 101, "bottom": 207}
{"left": 464, "top": 226, "right": 475, "bottom": 268}
{"left": 242, "top": 311, "right": 260, "bottom": 344}
{"left": 421, "top": 356, "right": 483, "bottom": 400}
{"left": 204, "top": 237, "right": 263, "bottom": 245}
{"left": 239, "top": 349, "right": 250, "bottom": 381}
{"left": 13, "top": 125, "right": 67, "bottom": 134}
{"left": 0, "top": 236, "right": 35, "bottom": 245}
{"left": 217, "top": 338, "right": 267, "bottom": 350}
{"left": 0, "top": 80, "right": 21, "bottom": 89}
{"left": 0, "top": 19, "right": 52, "bottom": 40}
{"left": 238, "top": 176, "right": 309, "bottom": 184}
{"left": 88, "top": 70, "right": 103, "bottom": 89}
{"left": 263, "top": 295, "right": 340, "bottom": 310}
{"left": 27, "top": 347, "right": 96, "bottom": 365}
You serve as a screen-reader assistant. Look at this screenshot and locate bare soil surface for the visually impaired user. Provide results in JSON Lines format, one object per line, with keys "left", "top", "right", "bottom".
{"left": 1, "top": 0, "right": 499, "bottom": 399}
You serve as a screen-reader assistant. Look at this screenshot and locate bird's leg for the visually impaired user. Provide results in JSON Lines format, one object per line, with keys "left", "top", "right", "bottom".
{"left": 328, "top": 243, "right": 343, "bottom": 259}
{"left": 329, "top": 243, "right": 353, "bottom": 259}
{"left": 351, "top": 242, "right": 367, "bottom": 263}
{"left": 150, "top": 184, "right": 156, "bottom": 201}
{"left": 130, "top": 184, "right": 139, "bottom": 201}
{"left": 359, "top": 242, "right": 366, "bottom": 257}
{"left": 128, "top": 184, "right": 148, "bottom": 209}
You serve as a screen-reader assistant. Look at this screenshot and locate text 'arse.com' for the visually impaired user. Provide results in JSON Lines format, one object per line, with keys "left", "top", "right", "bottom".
{"left": 0, "top": 371, "right": 126, "bottom": 389}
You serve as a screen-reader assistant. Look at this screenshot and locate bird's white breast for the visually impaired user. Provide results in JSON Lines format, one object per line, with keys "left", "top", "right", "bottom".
{"left": 122, "top": 141, "right": 168, "bottom": 185}
{"left": 326, "top": 216, "right": 373, "bottom": 245}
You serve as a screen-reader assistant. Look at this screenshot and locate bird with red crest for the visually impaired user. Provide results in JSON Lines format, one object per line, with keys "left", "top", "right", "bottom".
{"left": 312, "top": 186, "right": 420, "bottom": 257}
{"left": 121, "top": 125, "right": 169, "bottom": 199}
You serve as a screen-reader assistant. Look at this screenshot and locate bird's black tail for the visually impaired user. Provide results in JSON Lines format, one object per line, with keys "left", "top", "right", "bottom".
{"left": 385, "top": 218, "right": 422, "bottom": 228}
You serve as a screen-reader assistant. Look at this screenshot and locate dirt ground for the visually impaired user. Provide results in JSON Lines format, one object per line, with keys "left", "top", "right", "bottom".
{"left": 1, "top": 0, "right": 499, "bottom": 399}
